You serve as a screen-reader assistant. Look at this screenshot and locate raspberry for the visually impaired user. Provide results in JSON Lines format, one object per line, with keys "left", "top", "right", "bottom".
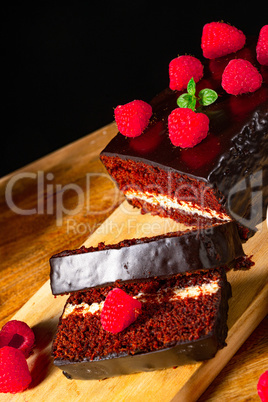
{"left": 201, "top": 22, "right": 246, "bottom": 59}
{"left": 114, "top": 100, "right": 152, "bottom": 137}
{"left": 0, "top": 346, "right": 31, "bottom": 393}
{"left": 169, "top": 55, "right": 203, "bottom": 91}
{"left": 257, "top": 370, "right": 268, "bottom": 402}
{"left": 101, "top": 288, "right": 142, "bottom": 334}
{"left": 221, "top": 59, "right": 262, "bottom": 95}
{"left": 0, "top": 320, "right": 35, "bottom": 358}
{"left": 256, "top": 25, "right": 268, "bottom": 66}
{"left": 168, "top": 108, "right": 209, "bottom": 148}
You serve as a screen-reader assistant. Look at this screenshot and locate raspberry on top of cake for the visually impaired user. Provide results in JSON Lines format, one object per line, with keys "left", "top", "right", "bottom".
{"left": 101, "top": 24, "right": 268, "bottom": 236}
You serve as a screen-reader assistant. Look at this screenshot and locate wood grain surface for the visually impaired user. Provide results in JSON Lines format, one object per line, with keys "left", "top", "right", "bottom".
{"left": 0, "top": 122, "right": 267, "bottom": 401}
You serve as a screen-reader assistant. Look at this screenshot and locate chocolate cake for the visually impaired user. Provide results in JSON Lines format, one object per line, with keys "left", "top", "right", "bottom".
{"left": 50, "top": 220, "right": 243, "bottom": 295}
{"left": 51, "top": 27, "right": 264, "bottom": 382}
{"left": 100, "top": 39, "right": 268, "bottom": 235}
{"left": 52, "top": 268, "right": 231, "bottom": 380}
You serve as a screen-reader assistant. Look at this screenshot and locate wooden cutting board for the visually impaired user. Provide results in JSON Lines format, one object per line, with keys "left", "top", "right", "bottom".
{"left": 1, "top": 201, "right": 268, "bottom": 402}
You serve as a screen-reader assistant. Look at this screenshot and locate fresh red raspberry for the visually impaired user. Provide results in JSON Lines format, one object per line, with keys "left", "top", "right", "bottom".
{"left": 0, "top": 346, "right": 32, "bottom": 393}
{"left": 101, "top": 288, "right": 142, "bottom": 334}
{"left": 256, "top": 25, "right": 268, "bottom": 66}
{"left": 0, "top": 320, "right": 35, "bottom": 358}
{"left": 201, "top": 22, "right": 246, "bottom": 59}
{"left": 257, "top": 370, "right": 268, "bottom": 402}
{"left": 168, "top": 108, "right": 209, "bottom": 148}
{"left": 169, "top": 55, "right": 203, "bottom": 91}
{"left": 114, "top": 100, "right": 152, "bottom": 137}
{"left": 221, "top": 59, "right": 262, "bottom": 95}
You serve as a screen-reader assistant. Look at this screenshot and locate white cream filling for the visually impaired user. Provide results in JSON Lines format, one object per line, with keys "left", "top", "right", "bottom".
{"left": 62, "top": 301, "right": 105, "bottom": 318}
{"left": 125, "top": 190, "right": 230, "bottom": 221}
{"left": 62, "top": 280, "right": 219, "bottom": 319}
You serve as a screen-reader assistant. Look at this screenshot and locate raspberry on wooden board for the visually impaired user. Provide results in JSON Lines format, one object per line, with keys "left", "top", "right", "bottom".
{"left": 0, "top": 320, "right": 35, "bottom": 358}
{"left": 0, "top": 346, "right": 32, "bottom": 393}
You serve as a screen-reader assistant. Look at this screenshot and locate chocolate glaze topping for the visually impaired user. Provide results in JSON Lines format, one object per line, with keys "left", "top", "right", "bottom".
{"left": 50, "top": 221, "right": 243, "bottom": 295}
{"left": 101, "top": 39, "right": 268, "bottom": 229}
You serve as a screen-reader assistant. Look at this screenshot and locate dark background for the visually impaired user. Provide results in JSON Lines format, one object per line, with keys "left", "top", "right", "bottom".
{"left": 1, "top": 2, "right": 266, "bottom": 177}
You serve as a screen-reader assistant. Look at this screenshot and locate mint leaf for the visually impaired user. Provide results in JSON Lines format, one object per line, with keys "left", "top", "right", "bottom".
{"left": 176, "top": 78, "right": 217, "bottom": 112}
{"left": 198, "top": 88, "right": 218, "bottom": 106}
{"left": 187, "top": 77, "right": 196, "bottom": 96}
{"left": 187, "top": 97, "right": 197, "bottom": 111}
{"left": 177, "top": 93, "right": 192, "bottom": 108}
{"left": 177, "top": 93, "right": 196, "bottom": 111}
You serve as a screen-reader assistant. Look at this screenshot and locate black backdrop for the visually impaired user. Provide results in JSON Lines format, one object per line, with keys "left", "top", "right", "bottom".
{"left": 1, "top": 2, "right": 266, "bottom": 176}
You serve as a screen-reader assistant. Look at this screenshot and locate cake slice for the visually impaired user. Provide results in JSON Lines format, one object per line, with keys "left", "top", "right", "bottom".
{"left": 52, "top": 267, "right": 231, "bottom": 380}
{"left": 100, "top": 40, "right": 268, "bottom": 236}
{"left": 50, "top": 220, "right": 243, "bottom": 295}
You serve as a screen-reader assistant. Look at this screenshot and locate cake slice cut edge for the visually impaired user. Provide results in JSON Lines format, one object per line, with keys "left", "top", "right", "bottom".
{"left": 52, "top": 267, "right": 231, "bottom": 380}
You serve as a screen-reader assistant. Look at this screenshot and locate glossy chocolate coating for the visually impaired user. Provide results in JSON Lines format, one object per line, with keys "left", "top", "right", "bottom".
{"left": 50, "top": 221, "right": 243, "bottom": 295}
{"left": 53, "top": 269, "right": 231, "bottom": 380}
{"left": 100, "top": 39, "right": 268, "bottom": 230}
{"left": 55, "top": 336, "right": 222, "bottom": 380}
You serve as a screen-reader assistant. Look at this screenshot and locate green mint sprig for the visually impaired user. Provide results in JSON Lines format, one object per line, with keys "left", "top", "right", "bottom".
{"left": 177, "top": 77, "right": 218, "bottom": 111}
